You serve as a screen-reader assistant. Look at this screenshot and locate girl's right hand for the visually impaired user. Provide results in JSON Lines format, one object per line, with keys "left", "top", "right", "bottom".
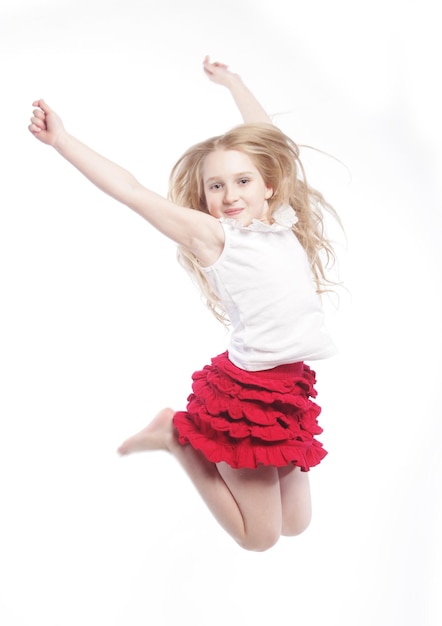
{"left": 28, "top": 99, "right": 66, "bottom": 147}
{"left": 203, "top": 55, "right": 239, "bottom": 89}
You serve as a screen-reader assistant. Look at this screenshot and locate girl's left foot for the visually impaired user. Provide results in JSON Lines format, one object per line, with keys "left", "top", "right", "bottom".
{"left": 117, "top": 407, "right": 175, "bottom": 455}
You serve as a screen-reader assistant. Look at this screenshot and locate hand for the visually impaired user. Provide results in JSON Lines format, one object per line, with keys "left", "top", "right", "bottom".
{"left": 203, "top": 55, "right": 239, "bottom": 89}
{"left": 28, "top": 99, "right": 67, "bottom": 147}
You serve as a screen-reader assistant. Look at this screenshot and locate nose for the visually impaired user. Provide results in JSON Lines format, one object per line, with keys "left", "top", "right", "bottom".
{"left": 223, "top": 184, "right": 239, "bottom": 204}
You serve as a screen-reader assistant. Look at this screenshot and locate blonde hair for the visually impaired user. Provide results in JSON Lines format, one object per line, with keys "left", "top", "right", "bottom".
{"left": 169, "top": 123, "right": 340, "bottom": 323}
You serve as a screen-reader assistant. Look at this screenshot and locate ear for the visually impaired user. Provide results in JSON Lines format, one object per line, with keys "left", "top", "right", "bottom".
{"left": 265, "top": 186, "right": 273, "bottom": 200}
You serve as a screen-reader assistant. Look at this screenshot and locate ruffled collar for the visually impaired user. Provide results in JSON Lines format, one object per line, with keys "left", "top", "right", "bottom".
{"left": 220, "top": 204, "right": 298, "bottom": 232}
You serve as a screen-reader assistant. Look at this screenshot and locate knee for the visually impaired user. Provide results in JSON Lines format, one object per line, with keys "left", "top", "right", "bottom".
{"left": 238, "top": 530, "right": 281, "bottom": 552}
{"left": 281, "top": 512, "right": 312, "bottom": 537}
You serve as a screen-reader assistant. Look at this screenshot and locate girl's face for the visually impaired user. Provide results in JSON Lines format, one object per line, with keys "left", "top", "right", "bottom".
{"left": 202, "top": 150, "right": 273, "bottom": 225}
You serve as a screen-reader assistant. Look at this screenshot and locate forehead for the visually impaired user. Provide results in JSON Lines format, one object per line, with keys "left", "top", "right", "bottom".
{"left": 202, "top": 149, "right": 259, "bottom": 179}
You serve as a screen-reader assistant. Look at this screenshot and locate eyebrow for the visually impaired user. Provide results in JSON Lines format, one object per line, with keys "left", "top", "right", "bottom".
{"left": 205, "top": 171, "right": 255, "bottom": 184}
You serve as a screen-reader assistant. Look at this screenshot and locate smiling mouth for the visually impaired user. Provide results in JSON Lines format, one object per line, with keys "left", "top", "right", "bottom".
{"left": 224, "top": 208, "right": 244, "bottom": 216}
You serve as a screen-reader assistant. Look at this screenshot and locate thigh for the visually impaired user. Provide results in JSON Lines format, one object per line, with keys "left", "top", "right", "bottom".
{"left": 216, "top": 461, "right": 282, "bottom": 550}
{"left": 278, "top": 465, "right": 312, "bottom": 536}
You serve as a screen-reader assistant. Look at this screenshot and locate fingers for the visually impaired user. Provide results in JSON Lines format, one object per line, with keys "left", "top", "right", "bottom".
{"left": 32, "top": 98, "right": 52, "bottom": 114}
{"left": 28, "top": 123, "right": 42, "bottom": 134}
{"left": 29, "top": 118, "right": 45, "bottom": 132}
{"left": 203, "top": 55, "right": 229, "bottom": 74}
{"left": 203, "top": 55, "right": 213, "bottom": 75}
{"left": 29, "top": 108, "right": 46, "bottom": 132}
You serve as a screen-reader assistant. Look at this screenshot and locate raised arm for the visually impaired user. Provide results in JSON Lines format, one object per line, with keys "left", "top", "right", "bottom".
{"left": 203, "top": 55, "right": 272, "bottom": 124}
{"left": 28, "top": 100, "right": 223, "bottom": 264}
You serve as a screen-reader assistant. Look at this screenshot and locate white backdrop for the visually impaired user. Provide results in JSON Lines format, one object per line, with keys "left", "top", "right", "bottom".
{"left": 1, "top": 1, "right": 441, "bottom": 625}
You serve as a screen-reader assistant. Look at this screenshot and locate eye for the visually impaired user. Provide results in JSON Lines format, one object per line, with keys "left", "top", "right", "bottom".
{"left": 209, "top": 182, "right": 223, "bottom": 191}
{"left": 238, "top": 178, "right": 250, "bottom": 185}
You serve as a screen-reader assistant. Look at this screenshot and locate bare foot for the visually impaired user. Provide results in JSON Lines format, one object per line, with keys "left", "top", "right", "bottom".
{"left": 117, "top": 408, "right": 176, "bottom": 455}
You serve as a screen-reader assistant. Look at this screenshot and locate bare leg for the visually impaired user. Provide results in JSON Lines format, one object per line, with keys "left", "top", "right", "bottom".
{"left": 117, "top": 408, "right": 283, "bottom": 551}
{"left": 278, "top": 465, "right": 312, "bottom": 536}
{"left": 216, "top": 462, "right": 282, "bottom": 551}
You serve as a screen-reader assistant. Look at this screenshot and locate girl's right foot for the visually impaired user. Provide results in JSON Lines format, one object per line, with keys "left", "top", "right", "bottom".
{"left": 117, "top": 408, "right": 175, "bottom": 455}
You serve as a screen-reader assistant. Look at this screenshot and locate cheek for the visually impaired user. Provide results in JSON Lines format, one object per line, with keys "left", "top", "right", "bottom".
{"left": 203, "top": 192, "right": 212, "bottom": 212}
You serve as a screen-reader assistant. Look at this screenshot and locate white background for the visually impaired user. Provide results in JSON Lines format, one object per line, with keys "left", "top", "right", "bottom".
{"left": 1, "top": 1, "right": 441, "bottom": 625}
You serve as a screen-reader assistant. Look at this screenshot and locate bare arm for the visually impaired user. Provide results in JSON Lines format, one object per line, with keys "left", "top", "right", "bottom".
{"left": 28, "top": 100, "right": 223, "bottom": 264}
{"left": 203, "top": 55, "right": 272, "bottom": 124}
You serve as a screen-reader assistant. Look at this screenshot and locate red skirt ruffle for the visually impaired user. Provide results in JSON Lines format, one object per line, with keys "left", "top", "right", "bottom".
{"left": 173, "top": 352, "right": 327, "bottom": 471}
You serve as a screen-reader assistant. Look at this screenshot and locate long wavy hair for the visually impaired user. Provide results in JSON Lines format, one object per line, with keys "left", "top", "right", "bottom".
{"left": 169, "top": 123, "right": 341, "bottom": 323}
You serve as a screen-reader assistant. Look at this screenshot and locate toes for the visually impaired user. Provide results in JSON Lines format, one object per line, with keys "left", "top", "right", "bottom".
{"left": 117, "top": 439, "right": 131, "bottom": 455}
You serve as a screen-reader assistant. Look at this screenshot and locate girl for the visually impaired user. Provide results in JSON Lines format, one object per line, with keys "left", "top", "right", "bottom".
{"left": 29, "top": 57, "right": 339, "bottom": 552}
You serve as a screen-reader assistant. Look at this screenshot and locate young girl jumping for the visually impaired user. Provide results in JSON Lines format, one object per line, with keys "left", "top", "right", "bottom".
{"left": 29, "top": 56, "right": 339, "bottom": 552}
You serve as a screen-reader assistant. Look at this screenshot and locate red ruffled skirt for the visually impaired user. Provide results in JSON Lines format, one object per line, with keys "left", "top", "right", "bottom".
{"left": 173, "top": 352, "right": 327, "bottom": 471}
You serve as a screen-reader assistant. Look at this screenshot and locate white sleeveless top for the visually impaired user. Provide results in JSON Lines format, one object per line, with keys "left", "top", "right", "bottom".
{"left": 202, "top": 206, "right": 337, "bottom": 371}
